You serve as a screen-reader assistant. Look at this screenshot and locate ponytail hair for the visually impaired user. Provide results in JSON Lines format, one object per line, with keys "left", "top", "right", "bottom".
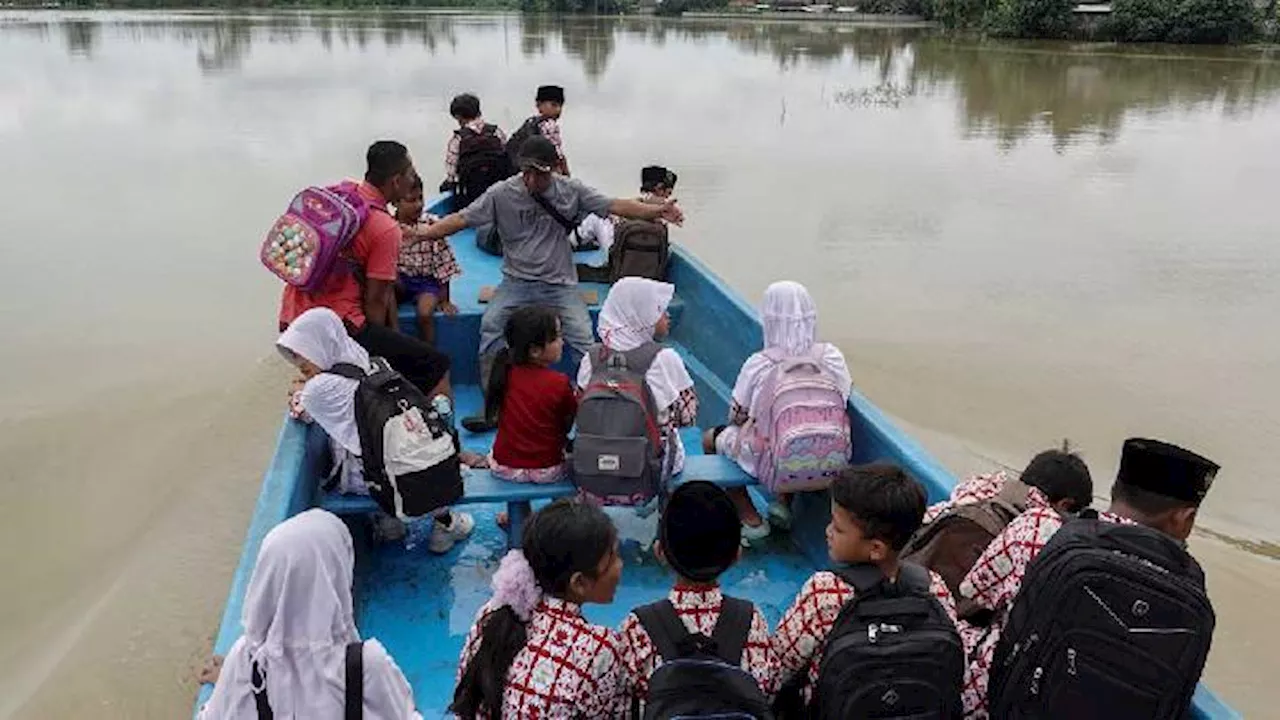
{"left": 485, "top": 306, "right": 561, "bottom": 419}
{"left": 450, "top": 500, "right": 617, "bottom": 719}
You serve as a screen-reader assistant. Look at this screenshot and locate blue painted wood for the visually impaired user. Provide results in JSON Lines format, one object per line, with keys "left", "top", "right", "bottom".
{"left": 196, "top": 190, "right": 1238, "bottom": 719}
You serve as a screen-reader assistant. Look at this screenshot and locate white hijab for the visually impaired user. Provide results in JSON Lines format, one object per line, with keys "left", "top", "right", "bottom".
{"left": 597, "top": 277, "right": 675, "bottom": 352}
{"left": 198, "top": 509, "right": 420, "bottom": 719}
{"left": 762, "top": 280, "right": 818, "bottom": 355}
{"left": 277, "top": 308, "right": 372, "bottom": 455}
{"left": 728, "top": 280, "right": 852, "bottom": 412}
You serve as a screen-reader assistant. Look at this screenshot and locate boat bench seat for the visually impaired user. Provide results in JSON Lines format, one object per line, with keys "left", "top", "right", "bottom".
{"left": 317, "top": 453, "right": 756, "bottom": 548}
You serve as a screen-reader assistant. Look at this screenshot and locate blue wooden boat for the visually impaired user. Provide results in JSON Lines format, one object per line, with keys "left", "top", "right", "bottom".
{"left": 196, "top": 193, "right": 1240, "bottom": 718}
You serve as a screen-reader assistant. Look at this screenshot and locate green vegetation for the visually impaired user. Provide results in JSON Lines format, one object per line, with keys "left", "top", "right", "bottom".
{"left": 520, "top": 0, "right": 629, "bottom": 13}
{"left": 1107, "top": 0, "right": 1257, "bottom": 44}
{"left": 925, "top": 0, "right": 1265, "bottom": 43}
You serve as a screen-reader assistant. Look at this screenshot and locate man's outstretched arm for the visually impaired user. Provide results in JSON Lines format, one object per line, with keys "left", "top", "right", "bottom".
{"left": 609, "top": 197, "right": 684, "bottom": 226}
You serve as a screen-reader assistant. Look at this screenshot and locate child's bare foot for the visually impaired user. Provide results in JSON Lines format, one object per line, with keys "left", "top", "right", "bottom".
{"left": 495, "top": 511, "right": 510, "bottom": 529}
{"left": 197, "top": 655, "right": 223, "bottom": 685}
{"left": 459, "top": 451, "right": 490, "bottom": 469}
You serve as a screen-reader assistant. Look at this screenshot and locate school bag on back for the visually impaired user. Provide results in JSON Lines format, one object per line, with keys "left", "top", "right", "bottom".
{"left": 633, "top": 596, "right": 774, "bottom": 720}
{"left": 326, "top": 358, "right": 462, "bottom": 519}
{"left": 812, "top": 563, "right": 964, "bottom": 720}
{"left": 988, "top": 511, "right": 1215, "bottom": 719}
{"left": 609, "top": 219, "right": 671, "bottom": 282}
{"left": 741, "top": 345, "right": 851, "bottom": 494}
{"left": 504, "top": 115, "right": 544, "bottom": 166}
{"left": 455, "top": 124, "right": 513, "bottom": 208}
{"left": 261, "top": 182, "right": 373, "bottom": 293}
{"left": 901, "top": 479, "right": 1031, "bottom": 616}
{"left": 573, "top": 344, "right": 665, "bottom": 506}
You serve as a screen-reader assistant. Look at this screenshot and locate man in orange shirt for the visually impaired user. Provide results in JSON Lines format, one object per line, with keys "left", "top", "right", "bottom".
{"left": 279, "top": 140, "right": 451, "bottom": 396}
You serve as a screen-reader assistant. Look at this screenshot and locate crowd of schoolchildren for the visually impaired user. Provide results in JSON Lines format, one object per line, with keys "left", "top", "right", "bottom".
{"left": 207, "top": 84, "right": 1223, "bottom": 719}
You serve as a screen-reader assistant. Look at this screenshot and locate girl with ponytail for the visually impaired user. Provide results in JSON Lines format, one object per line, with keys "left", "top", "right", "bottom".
{"left": 451, "top": 500, "right": 625, "bottom": 719}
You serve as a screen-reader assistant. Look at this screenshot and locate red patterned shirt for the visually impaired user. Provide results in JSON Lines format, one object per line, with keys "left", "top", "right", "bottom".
{"left": 958, "top": 508, "right": 1136, "bottom": 718}
{"left": 457, "top": 596, "right": 626, "bottom": 719}
{"left": 772, "top": 569, "right": 959, "bottom": 704}
{"left": 539, "top": 117, "right": 565, "bottom": 162}
{"left": 619, "top": 584, "right": 781, "bottom": 703}
{"left": 398, "top": 221, "right": 462, "bottom": 282}
{"left": 923, "top": 471, "right": 1051, "bottom": 524}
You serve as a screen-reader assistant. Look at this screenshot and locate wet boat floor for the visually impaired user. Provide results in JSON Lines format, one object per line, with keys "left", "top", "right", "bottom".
{"left": 348, "top": 383, "right": 818, "bottom": 716}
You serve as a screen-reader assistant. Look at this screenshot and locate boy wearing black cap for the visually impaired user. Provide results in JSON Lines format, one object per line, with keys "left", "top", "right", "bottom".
{"left": 618, "top": 481, "right": 781, "bottom": 705}
{"left": 959, "top": 438, "right": 1219, "bottom": 717}
{"left": 504, "top": 85, "right": 570, "bottom": 176}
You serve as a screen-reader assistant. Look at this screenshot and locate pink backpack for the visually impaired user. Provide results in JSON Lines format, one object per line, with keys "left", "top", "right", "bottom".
{"left": 261, "top": 182, "right": 372, "bottom": 293}
{"left": 745, "top": 345, "right": 852, "bottom": 493}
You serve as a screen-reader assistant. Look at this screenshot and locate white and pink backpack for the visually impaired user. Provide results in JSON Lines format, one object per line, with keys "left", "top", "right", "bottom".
{"left": 261, "top": 182, "right": 373, "bottom": 293}
{"left": 743, "top": 345, "right": 852, "bottom": 493}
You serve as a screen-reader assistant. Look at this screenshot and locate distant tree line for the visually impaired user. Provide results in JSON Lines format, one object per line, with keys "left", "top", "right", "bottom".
{"left": 925, "top": 0, "right": 1269, "bottom": 43}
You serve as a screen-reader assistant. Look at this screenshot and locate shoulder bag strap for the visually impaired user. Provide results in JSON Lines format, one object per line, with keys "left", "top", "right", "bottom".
{"left": 345, "top": 641, "right": 364, "bottom": 720}
{"left": 530, "top": 190, "right": 580, "bottom": 234}
{"left": 251, "top": 659, "right": 273, "bottom": 720}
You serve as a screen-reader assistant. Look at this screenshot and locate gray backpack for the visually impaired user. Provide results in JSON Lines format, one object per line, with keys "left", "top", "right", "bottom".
{"left": 573, "top": 343, "right": 665, "bottom": 506}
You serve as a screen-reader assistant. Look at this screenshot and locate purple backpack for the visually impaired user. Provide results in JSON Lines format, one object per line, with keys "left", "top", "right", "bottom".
{"left": 745, "top": 344, "right": 852, "bottom": 494}
{"left": 261, "top": 182, "right": 372, "bottom": 293}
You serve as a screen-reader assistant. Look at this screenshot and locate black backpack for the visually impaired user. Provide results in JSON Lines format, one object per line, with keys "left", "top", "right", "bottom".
{"left": 455, "top": 124, "right": 513, "bottom": 209}
{"left": 633, "top": 596, "right": 774, "bottom": 720}
{"left": 811, "top": 563, "right": 964, "bottom": 720}
{"left": 326, "top": 358, "right": 462, "bottom": 518}
{"left": 988, "top": 511, "right": 1215, "bottom": 719}
{"left": 504, "top": 115, "right": 545, "bottom": 166}
{"left": 609, "top": 218, "right": 670, "bottom": 282}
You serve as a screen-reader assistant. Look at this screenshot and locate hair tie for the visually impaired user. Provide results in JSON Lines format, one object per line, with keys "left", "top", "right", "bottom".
{"left": 491, "top": 550, "right": 543, "bottom": 621}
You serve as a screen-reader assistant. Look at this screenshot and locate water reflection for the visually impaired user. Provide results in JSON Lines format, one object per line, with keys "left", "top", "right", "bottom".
{"left": 8, "top": 12, "right": 1280, "bottom": 145}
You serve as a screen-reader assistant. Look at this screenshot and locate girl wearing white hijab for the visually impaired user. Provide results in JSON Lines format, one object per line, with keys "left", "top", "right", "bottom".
{"left": 197, "top": 509, "right": 422, "bottom": 719}
{"left": 276, "top": 308, "right": 474, "bottom": 554}
{"left": 702, "top": 281, "right": 852, "bottom": 541}
{"left": 576, "top": 277, "right": 698, "bottom": 476}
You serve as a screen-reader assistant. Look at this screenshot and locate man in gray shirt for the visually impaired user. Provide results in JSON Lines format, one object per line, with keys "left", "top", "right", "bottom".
{"left": 415, "top": 136, "right": 684, "bottom": 430}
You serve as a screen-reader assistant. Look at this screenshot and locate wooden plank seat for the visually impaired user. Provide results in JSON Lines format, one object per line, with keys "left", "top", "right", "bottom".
{"left": 318, "top": 450, "right": 758, "bottom": 548}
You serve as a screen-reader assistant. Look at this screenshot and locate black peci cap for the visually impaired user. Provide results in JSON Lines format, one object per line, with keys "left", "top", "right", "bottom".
{"left": 660, "top": 481, "right": 741, "bottom": 583}
{"left": 1116, "top": 438, "right": 1219, "bottom": 505}
{"left": 641, "top": 165, "right": 677, "bottom": 190}
{"left": 536, "top": 85, "right": 565, "bottom": 104}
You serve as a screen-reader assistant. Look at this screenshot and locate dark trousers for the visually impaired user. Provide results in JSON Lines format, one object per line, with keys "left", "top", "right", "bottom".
{"left": 350, "top": 321, "right": 451, "bottom": 395}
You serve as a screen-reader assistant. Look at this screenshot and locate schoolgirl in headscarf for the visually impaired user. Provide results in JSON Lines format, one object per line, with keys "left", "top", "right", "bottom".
{"left": 197, "top": 509, "right": 421, "bottom": 719}
{"left": 575, "top": 277, "right": 699, "bottom": 477}
{"left": 703, "top": 281, "right": 852, "bottom": 541}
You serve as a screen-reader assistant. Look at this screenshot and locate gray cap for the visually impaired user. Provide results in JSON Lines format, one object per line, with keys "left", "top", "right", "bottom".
{"left": 517, "top": 136, "right": 558, "bottom": 172}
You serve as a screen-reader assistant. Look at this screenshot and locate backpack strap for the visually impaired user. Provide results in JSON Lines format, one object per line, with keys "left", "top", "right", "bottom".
{"left": 345, "top": 641, "right": 364, "bottom": 720}
{"left": 621, "top": 342, "right": 664, "bottom": 377}
{"left": 325, "top": 362, "right": 367, "bottom": 381}
{"left": 633, "top": 599, "right": 691, "bottom": 663}
{"left": 895, "top": 562, "right": 932, "bottom": 594}
{"left": 834, "top": 563, "right": 887, "bottom": 597}
{"left": 251, "top": 658, "right": 273, "bottom": 720}
{"left": 709, "top": 595, "right": 754, "bottom": 665}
